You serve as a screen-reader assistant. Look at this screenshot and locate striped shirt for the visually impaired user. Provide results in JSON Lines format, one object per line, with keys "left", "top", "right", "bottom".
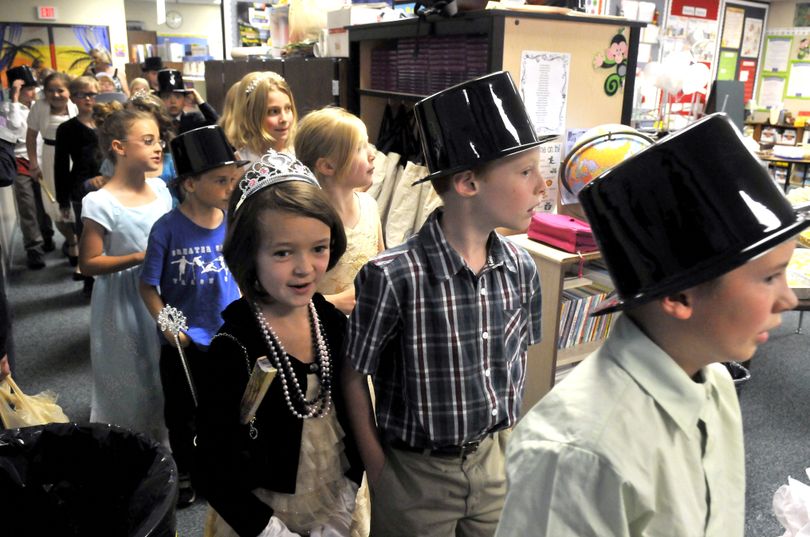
{"left": 345, "top": 209, "right": 542, "bottom": 448}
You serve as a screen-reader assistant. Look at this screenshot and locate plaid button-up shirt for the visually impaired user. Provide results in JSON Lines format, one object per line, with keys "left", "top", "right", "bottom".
{"left": 345, "top": 209, "right": 542, "bottom": 448}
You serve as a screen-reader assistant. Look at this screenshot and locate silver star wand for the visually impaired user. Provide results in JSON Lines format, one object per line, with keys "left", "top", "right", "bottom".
{"left": 158, "top": 305, "right": 198, "bottom": 407}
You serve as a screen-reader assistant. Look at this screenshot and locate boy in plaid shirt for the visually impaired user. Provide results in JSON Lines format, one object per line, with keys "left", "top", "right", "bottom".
{"left": 343, "top": 72, "right": 553, "bottom": 537}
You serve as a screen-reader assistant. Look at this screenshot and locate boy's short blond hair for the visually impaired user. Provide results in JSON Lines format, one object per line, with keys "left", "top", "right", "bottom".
{"left": 69, "top": 76, "right": 98, "bottom": 95}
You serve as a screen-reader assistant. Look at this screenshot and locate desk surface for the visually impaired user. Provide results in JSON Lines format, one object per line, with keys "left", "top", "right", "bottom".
{"left": 758, "top": 153, "right": 810, "bottom": 164}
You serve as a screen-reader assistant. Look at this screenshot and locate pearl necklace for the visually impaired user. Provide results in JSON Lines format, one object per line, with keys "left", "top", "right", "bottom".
{"left": 252, "top": 301, "right": 332, "bottom": 419}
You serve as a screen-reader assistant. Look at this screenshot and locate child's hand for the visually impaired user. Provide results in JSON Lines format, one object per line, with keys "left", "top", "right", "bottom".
{"left": 9, "top": 80, "right": 22, "bottom": 102}
{"left": 86, "top": 175, "right": 107, "bottom": 190}
{"left": 28, "top": 165, "right": 41, "bottom": 180}
{"left": 0, "top": 354, "right": 9, "bottom": 382}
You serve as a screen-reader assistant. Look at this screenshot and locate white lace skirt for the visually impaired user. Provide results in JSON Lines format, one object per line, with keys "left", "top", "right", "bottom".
{"left": 205, "top": 374, "right": 368, "bottom": 537}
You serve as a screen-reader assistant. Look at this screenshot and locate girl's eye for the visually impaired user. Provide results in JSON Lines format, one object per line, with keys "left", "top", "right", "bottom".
{"left": 273, "top": 250, "right": 290, "bottom": 258}
{"left": 314, "top": 245, "right": 329, "bottom": 254}
{"left": 765, "top": 271, "right": 783, "bottom": 283}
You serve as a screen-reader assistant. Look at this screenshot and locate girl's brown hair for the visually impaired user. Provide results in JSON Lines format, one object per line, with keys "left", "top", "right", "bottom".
{"left": 224, "top": 71, "right": 298, "bottom": 156}
{"left": 42, "top": 71, "right": 72, "bottom": 92}
{"left": 97, "top": 108, "right": 156, "bottom": 163}
{"left": 126, "top": 92, "right": 175, "bottom": 145}
{"left": 294, "top": 107, "right": 368, "bottom": 183}
{"left": 224, "top": 181, "right": 346, "bottom": 304}
{"left": 69, "top": 76, "right": 99, "bottom": 96}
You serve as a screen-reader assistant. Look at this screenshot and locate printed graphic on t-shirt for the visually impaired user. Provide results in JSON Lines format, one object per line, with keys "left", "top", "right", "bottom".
{"left": 170, "top": 244, "right": 230, "bottom": 285}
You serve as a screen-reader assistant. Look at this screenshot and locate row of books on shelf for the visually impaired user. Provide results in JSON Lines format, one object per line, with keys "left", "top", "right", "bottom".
{"left": 557, "top": 267, "right": 617, "bottom": 350}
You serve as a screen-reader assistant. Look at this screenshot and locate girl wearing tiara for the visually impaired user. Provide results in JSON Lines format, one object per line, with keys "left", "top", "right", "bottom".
{"left": 223, "top": 72, "right": 298, "bottom": 163}
{"left": 194, "top": 151, "right": 363, "bottom": 537}
{"left": 295, "top": 107, "right": 383, "bottom": 315}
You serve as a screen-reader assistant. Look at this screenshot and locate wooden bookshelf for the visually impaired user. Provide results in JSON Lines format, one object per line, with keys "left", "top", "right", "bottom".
{"left": 507, "top": 234, "right": 609, "bottom": 415}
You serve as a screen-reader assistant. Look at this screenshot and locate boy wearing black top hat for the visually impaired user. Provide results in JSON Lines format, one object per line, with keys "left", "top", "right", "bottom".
{"left": 0, "top": 66, "right": 55, "bottom": 269}
{"left": 156, "top": 69, "right": 219, "bottom": 135}
{"left": 495, "top": 113, "right": 810, "bottom": 537}
{"left": 139, "top": 125, "right": 247, "bottom": 507}
{"left": 343, "top": 72, "right": 552, "bottom": 537}
{"left": 141, "top": 56, "right": 165, "bottom": 92}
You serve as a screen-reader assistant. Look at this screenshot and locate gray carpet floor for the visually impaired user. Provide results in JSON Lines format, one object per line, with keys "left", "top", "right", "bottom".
{"left": 3, "top": 227, "right": 809, "bottom": 536}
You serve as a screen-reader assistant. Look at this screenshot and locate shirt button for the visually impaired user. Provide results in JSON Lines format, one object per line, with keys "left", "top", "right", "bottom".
{"left": 484, "top": 368, "right": 491, "bottom": 377}
{"left": 482, "top": 331, "right": 489, "bottom": 340}
{"left": 479, "top": 287, "right": 486, "bottom": 296}
{"left": 491, "top": 409, "right": 498, "bottom": 416}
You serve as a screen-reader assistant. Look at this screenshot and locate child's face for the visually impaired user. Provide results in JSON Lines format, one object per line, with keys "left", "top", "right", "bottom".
{"left": 688, "top": 239, "right": 798, "bottom": 362}
{"left": 162, "top": 92, "right": 185, "bottom": 116}
{"left": 342, "top": 137, "right": 376, "bottom": 189}
{"left": 185, "top": 164, "right": 238, "bottom": 211}
{"left": 130, "top": 81, "right": 149, "bottom": 95}
{"left": 474, "top": 147, "right": 545, "bottom": 230}
{"left": 19, "top": 85, "right": 37, "bottom": 106}
{"left": 118, "top": 118, "right": 163, "bottom": 172}
{"left": 98, "top": 77, "right": 116, "bottom": 93}
{"left": 44, "top": 79, "right": 69, "bottom": 110}
{"left": 71, "top": 85, "right": 98, "bottom": 114}
{"left": 264, "top": 90, "right": 294, "bottom": 150}
{"left": 255, "top": 209, "right": 331, "bottom": 312}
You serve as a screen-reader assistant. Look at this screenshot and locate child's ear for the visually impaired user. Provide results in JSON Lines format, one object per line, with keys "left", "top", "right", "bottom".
{"left": 314, "top": 157, "right": 336, "bottom": 178}
{"left": 111, "top": 139, "right": 126, "bottom": 157}
{"left": 452, "top": 170, "right": 478, "bottom": 198}
{"left": 182, "top": 177, "right": 196, "bottom": 193}
{"left": 659, "top": 292, "right": 694, "bottom": 320}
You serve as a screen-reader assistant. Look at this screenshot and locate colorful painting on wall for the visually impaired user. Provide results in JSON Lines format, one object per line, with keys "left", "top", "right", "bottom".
{"left": 1, "top": 23, "right": 110, "bottom": 89}
{"left": 795, "top": 3, "right": 810, "bottom": 28}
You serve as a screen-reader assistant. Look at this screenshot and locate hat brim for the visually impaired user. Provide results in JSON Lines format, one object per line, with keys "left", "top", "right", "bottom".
{"left": 174, "top": 159, "right": 251, "bottom": 181}
{"left": 590, "top": 214, "right": 810, "bottom": 316}
{"left": 411, "top": 135, "right": 558, "bottom": 186}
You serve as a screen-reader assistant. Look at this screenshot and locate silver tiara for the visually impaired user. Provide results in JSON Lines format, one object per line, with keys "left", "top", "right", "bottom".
{"left": 245, "top": 78, "right": 260, "bottom": 96}
{"left": 235, "top": 150, "right": 320, "bottom": 211}
{"left": 245, "top": 72, "right": 287, "bottom": 96}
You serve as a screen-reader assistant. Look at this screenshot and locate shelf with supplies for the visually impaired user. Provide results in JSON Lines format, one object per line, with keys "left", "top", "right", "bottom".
{"left": 744, "top": 121, "right": 807, "bottom": 146}
{"left": 506, "top": 234, "right": 617, "bottom": 415}
{"left": 348, "top": 9, "right": 645, "bottom": 144}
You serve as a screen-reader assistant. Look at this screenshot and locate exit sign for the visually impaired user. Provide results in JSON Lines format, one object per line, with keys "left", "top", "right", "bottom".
{"left": 36, "top": 6, "right": 57, "bottom": 19}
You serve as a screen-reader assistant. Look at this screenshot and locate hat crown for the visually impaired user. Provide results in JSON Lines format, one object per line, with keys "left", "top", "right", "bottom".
{"left": 579, "top": 113, "right": 809, "bottom": 313}
{"left": 170, "top": 125, "right": 243, "bottom": 179}
{"left": 6, "top": 66, "right": 38, "bottom": 88}
{"left": 142, "top": 56, "right": 164, "bottom": 71}
{"left": 157, "top": 69, "right": 184, "bottom": 93}
{"left": 413, "top": 71, "right": 546, "bottom": 184}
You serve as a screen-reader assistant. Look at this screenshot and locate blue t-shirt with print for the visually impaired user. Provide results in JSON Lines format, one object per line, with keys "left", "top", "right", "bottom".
{"left": 141, "top": 208, "right": 241, "bottom": 347}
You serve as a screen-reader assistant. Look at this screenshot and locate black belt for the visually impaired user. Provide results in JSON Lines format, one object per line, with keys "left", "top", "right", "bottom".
{"left": 389, "top": 435, "right": 490, "bottom": 458}
{"left": 43, "top": 139, "right": 56, "bottom": 146}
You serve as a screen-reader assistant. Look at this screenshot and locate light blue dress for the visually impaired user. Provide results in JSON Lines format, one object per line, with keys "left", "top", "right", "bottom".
{"left": 82, "top": 178, "right": 172, "bottom": 446}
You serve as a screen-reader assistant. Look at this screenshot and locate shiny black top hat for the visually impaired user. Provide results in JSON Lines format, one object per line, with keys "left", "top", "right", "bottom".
{"left": 413, "top": 71, "right": 555, "bottom": 185}
{"left": 157, "top": 69, "right": 187, "bottom": 94}
{"left": 579, "top": 113, "right": 810, "bottom": 315}
{"left": 141, "top": 56, "right": 165, "bottom": 72}
{"left": 6, "top": 66, "right": 38, "bottom": 88}
{"left": 170, "top": 125, "right": 250, "bottom": 180}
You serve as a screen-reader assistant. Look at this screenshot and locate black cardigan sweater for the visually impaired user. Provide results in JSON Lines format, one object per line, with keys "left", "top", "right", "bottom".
{"left": 193, "top": 294, "right": 363, "bottom": 537}
{"left": 54, "top": 117, "right": 101, "bottom": 208}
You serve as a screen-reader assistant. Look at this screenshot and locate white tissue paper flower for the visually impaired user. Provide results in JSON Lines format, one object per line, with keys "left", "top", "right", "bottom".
{"left": 774, "top": 468, "right": 810, "bottom": 537}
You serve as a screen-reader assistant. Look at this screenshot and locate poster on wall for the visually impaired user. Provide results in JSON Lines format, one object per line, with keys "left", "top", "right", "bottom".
{"left": 721, "top": 7, "right": 745, "bottom": 49}
{"left": 763, "top": 37, "right": 792, "bottom": 72}
{"left": 738, "top": 59, "right": 757, "bottom": 100}
{"left": 759, "top": 75, "right": 786, "bottom": 108}
{"left": 718, "top": 50, "right": 739, "bottom": 80}
{"left": 520, "top": 51, "right": 571, "bottom": 136}
{"left": 538, "top": 142, "right": 562, "bottom": 212}
{"left": 741, "top": 18, "right": 763, "bottom": 58}
{"left": 786, "top": 62, "right": 810, "bottom": 98}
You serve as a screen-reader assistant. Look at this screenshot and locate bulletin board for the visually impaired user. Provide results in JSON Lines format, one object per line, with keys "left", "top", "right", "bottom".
{"left": 757, "top": 28, "right": 810, "bottom": 113}
{"left": 714, "top": 0, "right": 768, "bottom": 102}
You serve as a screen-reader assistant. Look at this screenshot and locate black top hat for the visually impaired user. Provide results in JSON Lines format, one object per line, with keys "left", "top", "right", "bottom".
{"left": 413, "top": 71, "right": 555, "bottom": 185}
{"left": 157, "top": 69, "right": 187, "bottom": 94}
{"left": 579, "top": 113, "right": 810, "bottom": 315}
{"left": 141, "top": 56, "right": 165, "bottom": 72}
{"left": 170, "top": 125, "right": 250, "bottom": 180}
{"left": 6, "top": 66, "right": 38, "bottom": 88}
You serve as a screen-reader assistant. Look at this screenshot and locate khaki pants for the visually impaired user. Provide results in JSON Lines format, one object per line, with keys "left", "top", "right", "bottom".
{"left": 370, "top": 430, "right": 510, "bottom": 537}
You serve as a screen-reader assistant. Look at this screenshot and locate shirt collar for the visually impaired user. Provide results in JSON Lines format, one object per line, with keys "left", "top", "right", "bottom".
{"left": 604, "top": 314, "right": 718, "bottom": 437}
{"left": 418, "top": 208, "right": 517, "bottom": 281}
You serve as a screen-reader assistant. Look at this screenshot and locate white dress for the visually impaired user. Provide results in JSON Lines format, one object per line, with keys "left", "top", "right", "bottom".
{"left": 82, "top": 178, "right": 172, "bottom": 446}
{"left": 27, "top": 98, "right": 78, "bottom": 223}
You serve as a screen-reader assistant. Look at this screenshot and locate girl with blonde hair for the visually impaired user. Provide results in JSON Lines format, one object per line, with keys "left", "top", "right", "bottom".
{"left": 225, "top": 71, "right": 297, "bottom": 162}
{"left": 295, "top": 107, "right": 383, "bottom": 316}
{"left": 87, "top": 47, "right": 129, "bottom": 97}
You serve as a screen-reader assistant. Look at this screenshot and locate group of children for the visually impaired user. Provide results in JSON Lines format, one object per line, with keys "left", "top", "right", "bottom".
{"left": 3, "top": 58, "right": 807, "bottom": 537}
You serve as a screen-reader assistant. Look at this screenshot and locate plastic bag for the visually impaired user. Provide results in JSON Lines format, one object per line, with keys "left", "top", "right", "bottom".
{"left": 773, "top": 468, "right": 810, "bottom": 537}
{"left": 0, "top": 374, "right": 69, "bottom": 428}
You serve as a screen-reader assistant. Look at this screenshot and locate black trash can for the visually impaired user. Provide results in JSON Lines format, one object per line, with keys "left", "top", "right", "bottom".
{"left": 724, "top": 361, "right": 751, "bottom": 394}
{"left": 0, "top": 422, "right": 177, "bottom": 537}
